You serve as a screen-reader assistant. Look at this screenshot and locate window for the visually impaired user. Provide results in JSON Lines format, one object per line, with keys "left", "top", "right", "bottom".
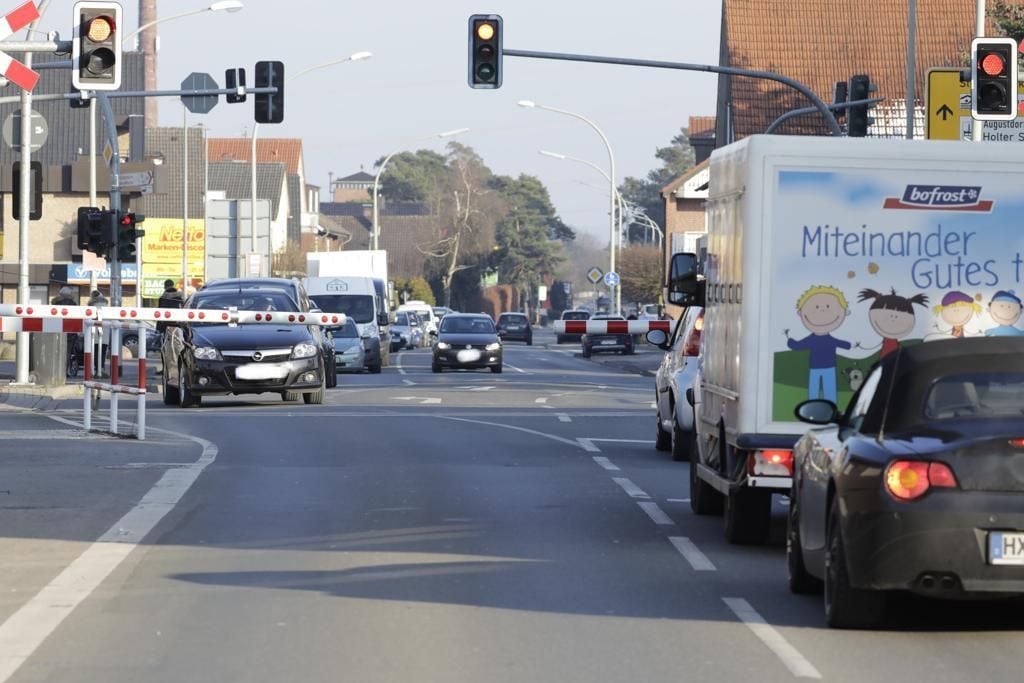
{"left": 845, "top": 367, "right": 882, "bottom": 433}
{"left": 925, "top": 373, "right": 1024, "bottom": 420}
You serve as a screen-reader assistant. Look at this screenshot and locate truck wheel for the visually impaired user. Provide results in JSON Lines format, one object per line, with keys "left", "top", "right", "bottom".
{"left": 690, "top": 435, "right": 723, "bottom": 516}
{"left": 787, "top": 490, "right": 821, "bottom": 594}
{"left": 723, "top": 486, "right": 771, "bottom": 545}
{"left": 671, "top": 420, "right": 691, "bottom": 462}
{"left": 825, "top": 497, "right": 885, "bottom": 628}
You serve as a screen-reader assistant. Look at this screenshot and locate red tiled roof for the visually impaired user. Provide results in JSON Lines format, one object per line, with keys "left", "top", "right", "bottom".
{"left": 688, "top": 116, "right": 716, "bottom": 138}
{"left": 207, "top": 138, "right": 304, "bottom": 175}
{"left": 723, "top": 0, "right": 1023, "bottom": 137}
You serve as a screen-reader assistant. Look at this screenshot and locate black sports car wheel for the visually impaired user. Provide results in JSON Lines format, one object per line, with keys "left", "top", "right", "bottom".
{"left": 825, "top": 497, "right": 885, "bottom": 628}
{"left": 787, "top": 489, "right": 821, "bottom": 594}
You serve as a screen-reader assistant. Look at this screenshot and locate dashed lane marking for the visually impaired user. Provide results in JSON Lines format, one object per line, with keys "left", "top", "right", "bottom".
{"left": 402, "top": 379, "right": 416, "bottom": 386}
{"left": 612, "top": 477, "right": 650, "bottom": 499}
{"left": 637, "top": 501, "right": 675, "bottom": 526}
{"left": 722, "top": 598, "right": 822, "bottom": 679}
{"left": 504, "top": 363, "right": 528, "bottom": 374}
{"left": 592, "top": 456, "right": 620, "bottom": 471}
{"left": 667, "top": 498, "right": 691, "bottom": 503}
{"left": 576, "top": 438, "right": 601, "bottom": 452}
{"left": 557, "top": 413, "right": 571, "bottom": 422}
{"left": 534, "top": 397, "right": 548, "bottom": 404}
{"left": 669, "top": 536, "right": 716, "bottom": 571}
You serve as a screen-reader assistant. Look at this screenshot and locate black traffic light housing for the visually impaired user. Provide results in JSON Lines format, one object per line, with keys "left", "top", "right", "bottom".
{"left": 72, "top": 2, "right": 122, "bottom": 91}
{"left": 831, "top": 81, "right": 848, "bottom": 121}
{"left": 972, "top": 37, "right": 1019, "bottom": 121}
{"left": 254, "top": 61, "right": 284, "bottom": 124}
{"left": 468, "top": 14, "right": 502, "bottom": 89}
{"left": 847, "top": 74, "right": 874, "bottom": 137}
{"left": 12, "top": 161, "right": 42, "bottom": 221}
{"left": 116, "top": 210, "right": 145, "bottom": 261}
{"left": 226, "top": 68, "right": 247, "bottom": 103}
{"left": 77, "top": 206, "right": 110, "bottom": 257}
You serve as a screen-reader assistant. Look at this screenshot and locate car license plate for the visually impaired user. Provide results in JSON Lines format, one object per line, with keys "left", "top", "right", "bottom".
{"left": 235, "top": 364, "right": 289, "bottom": 380}
{"left": 988, "top": 532, "right": 1024, "bottom": 565}
{"left": 456, "top": 349, "right": 481, "bottom": 362}
{"left": 600, "top": 339, "right": 616, "bottom": 345}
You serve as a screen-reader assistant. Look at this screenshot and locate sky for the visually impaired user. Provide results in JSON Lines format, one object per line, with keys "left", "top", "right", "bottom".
{"left": 37, "top": 1, "right": 721, "bottom": 241}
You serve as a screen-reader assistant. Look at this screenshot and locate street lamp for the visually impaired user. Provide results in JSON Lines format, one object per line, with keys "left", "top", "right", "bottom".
{"left": 372, "top": 127, "right": 470, "bottom": 251}
{"left": 538, "top": 149, "right": 627, "bottom": 252}
{"left": 519, "top": 100, "right": 620, "bottom": 314}
{"left": 250, "top": 51, "right": 371, "bottom": 276}
{"left": 122, "top": 1, "right": 245, "bottom": 47}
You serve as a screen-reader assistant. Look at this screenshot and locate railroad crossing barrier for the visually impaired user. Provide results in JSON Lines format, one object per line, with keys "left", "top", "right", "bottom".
{"left": 1, "top": 304, "right": 347, "bottom": 441}
{"left": 552, "top": 319, "right": 676, "bottom": 335}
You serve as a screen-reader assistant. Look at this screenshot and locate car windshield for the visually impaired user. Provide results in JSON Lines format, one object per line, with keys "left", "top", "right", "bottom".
{"left": 190, "top": 290, "right": 298, "bottom": 314}
{"left": 416, "top": 312, "right": 431, "bottom": 325}
{"left": 924, "top": 373, "right": 1024, "bottom": 420}
{"left": 395, "top": 312, "right": 410, "bottom": 326}
{"left": 334, "top": 319, "right": 360, "bottom": 338}
{"left": 310, "top": 294, "right": 375, "bottom": 324}
{"left": 440, "top": 317, "right": 495, "bottom": 334}
{"left": 563, "top": 311, "right": 590, "bottom": 321}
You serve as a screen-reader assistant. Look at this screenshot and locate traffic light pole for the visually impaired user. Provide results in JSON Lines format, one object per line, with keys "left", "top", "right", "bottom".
{"left": 97, "top": 92, "right": 122, "bottom": 306}
{"left": 972, "top": 0, "right": 986, "bottom": 142}
{"left": 503, "top": 49, "right": 844, "bottom": 137}
{"left": 764, "top": 97, "right": 885, "bottom": 134}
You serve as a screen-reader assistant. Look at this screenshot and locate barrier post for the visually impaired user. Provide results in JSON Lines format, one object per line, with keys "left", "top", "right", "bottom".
{"left": 137, "top": 323, "right": 146, "bottom": 440}
{"left": 83, "top": 320, "right": 93, "bottom": 432}
{"left": 110, "top": 324, "right": 119, "bottom": 435}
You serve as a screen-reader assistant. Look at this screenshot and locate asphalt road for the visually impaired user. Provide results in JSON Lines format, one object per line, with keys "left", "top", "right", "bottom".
{"left": 1, "top": 327, "right": 1023, "bottom": 682}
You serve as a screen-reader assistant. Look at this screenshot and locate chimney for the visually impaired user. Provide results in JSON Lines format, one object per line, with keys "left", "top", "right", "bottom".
{"left": 139, "top": 0, "right": 157, "bottom": 126}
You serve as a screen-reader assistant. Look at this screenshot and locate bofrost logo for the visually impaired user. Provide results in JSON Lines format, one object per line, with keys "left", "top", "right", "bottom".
{"left": 883, "top": 185, "right": 993, "bottom": 212}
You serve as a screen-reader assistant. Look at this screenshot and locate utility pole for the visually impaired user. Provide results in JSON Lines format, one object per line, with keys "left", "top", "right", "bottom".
{"left": 973, "top": 0, "right": 986, "bottom": 142}
{"left": 139, "top": 0, "right": 158, "bottom": 126}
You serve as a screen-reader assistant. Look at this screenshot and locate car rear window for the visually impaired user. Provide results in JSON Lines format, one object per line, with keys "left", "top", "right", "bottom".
{"left": 563, "top": 311, "right": 590, "bottom": 321}
{"left": 924, "top": 373, "right": 1024, "bottom": 419}
{"left": 501, "top": 315, "right": 527, "bottom": 323}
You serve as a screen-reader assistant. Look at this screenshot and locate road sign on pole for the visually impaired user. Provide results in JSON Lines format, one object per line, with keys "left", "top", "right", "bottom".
{"left": 603, "top": 271, "right": 619, "bottom": 288}
{"left": 0, "top": 1, "right": 40, "bottom": 91}
{"left": 927, "top": 67, "right": 1024, "bottom": 142}
{"left": 181, "top": 72, "right": 219, "bottom": 114}
{"left": 586, "top": 266, "right": 603, "bottom": 284}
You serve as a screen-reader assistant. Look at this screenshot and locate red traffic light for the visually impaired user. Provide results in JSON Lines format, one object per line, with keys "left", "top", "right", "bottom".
{"left": 981, "top": 52, "right": 1006, "bottom": 77}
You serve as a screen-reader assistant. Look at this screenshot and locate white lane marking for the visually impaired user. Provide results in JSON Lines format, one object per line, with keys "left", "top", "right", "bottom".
{"left": 585, "top": 438, "right": 656, "bottom": 444}
{"left": 722, "top": 598, "right": 822, "bottom": 679}
{"left": 534, "top": 397, "right": 548, "bottom": 404}
{"left": 669, "top": 536, "right": 716, "bottom": 571}
{"left": 667, "top": 498, "right": 691, "bottom": 503}
{"left": 542, "top": 405, "right": 555, "bottom": 410}
{"left": 637, "top": 501, "right": 675, "bottom": 526}
{"left": 612, "top": 477, "right": 651, "bottom": 499}
{"left": 395, "top": 352, "right": 407, "bottom": 376}
{"left": 402, "top": 379, "right": 416, "bottom": 386}
{"left": 0, "top": 419, "right": 219, "bottom": 683}
{"left": 392, "top": 396, "right": 442, "bottom": 404}
{"left": 557, "top": 413, "right": 571, "bottom": 422}
{"left": 592, "top": 456, "right": 620, "bottom": 471}
{"left": 577, "top": 438, "right": 601, "bottom": 452}
{"left": 650, "top": 402, "right": 657, "bottom": 409}
{"left": 439, "top": 416, "right": 589, "bottom": 451}
{"left": 504, "top": 363, "right": 528, "bottom": 374}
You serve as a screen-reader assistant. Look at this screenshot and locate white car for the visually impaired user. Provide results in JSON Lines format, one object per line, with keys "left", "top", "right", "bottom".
{"left": 652, "top": 306, "right": 704, "bottom": 461}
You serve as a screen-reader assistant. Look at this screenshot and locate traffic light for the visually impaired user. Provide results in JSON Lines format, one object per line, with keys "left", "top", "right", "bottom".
{"left": 72, "top": 2, "right": 122, "bottom": 91}
{"left": 972, "top": 37, "right": 1019, "bottom": 121}
{"left": 254, "top": 61, "right": 284, "bottom": 124}
{"left": 115, "top": 210, "right": 145, "bottom": 261}
{"left": 12, "top": 161, "right": 42, "bottom": 221}
{"left": 847, "top": 74, "right": 874, "bottom": 137}
{"left": 468, "top": 14, "right": 502, "bottom": 89}
{"left": 226, "top": 68, "right": 247, "bottom": 103}
{"left": 831, "top": 81, "right": 848, "bottom": 121}
{"left": 77, "top": 206, "right": 110, "bottom": 257}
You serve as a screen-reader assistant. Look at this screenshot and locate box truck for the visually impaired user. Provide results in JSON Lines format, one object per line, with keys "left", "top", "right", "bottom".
{"left": 668, "top": 135, "right": 1024, "bottom": 543}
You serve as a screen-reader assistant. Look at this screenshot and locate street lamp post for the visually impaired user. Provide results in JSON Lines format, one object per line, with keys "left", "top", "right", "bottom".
{"left": 519, "top": 100, "right": 620, "bottom": 314}
{"left": 372, "top": 128, "right": 470, "bottom": 251}
{"left": 251, "top": 51, "right": 371, "bottom": 276}
{"left": 538, "top": 148, "right": 627, "bottom": 252}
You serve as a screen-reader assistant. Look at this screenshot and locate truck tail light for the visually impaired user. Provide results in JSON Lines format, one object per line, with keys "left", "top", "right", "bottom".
{"left": 750, "top": 449, "right": 793, "bottom": 476}
{"left": 885, "top": 460, "right": 957, "bottom": 501}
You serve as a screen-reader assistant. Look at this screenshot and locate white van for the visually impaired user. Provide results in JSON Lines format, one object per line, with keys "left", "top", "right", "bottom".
{"left": 397, "top": 300, "right": 438, "bottom": 337}
{"left": 306, "top": 276, "right": 388, "bottom": 373}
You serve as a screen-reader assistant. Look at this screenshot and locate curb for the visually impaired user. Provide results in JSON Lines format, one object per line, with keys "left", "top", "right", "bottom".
{"left": 0, "top": 382, "right": 84, "bottom": 411}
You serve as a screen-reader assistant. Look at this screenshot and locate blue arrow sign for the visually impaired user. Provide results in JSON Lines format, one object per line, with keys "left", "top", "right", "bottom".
{"left": 603, "top": 271, "right": 620, "bottom": 287}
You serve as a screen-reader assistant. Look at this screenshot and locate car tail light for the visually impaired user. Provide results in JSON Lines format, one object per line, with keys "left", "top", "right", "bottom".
{"left": 750, "top": 449, "right": 793, "bottom": 476}
{"left": 682, "top": 313, "right": 704, "bottom": 356}
{"left": 1010, "top": 439, "right": 1024, "bottom": 448}
{"left": 885, "top": 460, "right": 958, "bottom": 501}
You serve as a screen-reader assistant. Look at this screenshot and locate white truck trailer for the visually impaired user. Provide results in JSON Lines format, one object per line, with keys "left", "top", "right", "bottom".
{"left": 668, "top": 134, "right": 1024, "bottom": 543}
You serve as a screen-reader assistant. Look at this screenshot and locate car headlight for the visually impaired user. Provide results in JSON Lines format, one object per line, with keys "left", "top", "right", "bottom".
{"left": 436, "top": 341, "right": 451, "bottom": 350}
{"left": 291, "top": 342, "right": 318, "bottom": 359}
{"left": 485, "top": 342, "right": 501, "bottom": 351}
{"left": 193, "top": 346, "right": 221, "bottom": 361}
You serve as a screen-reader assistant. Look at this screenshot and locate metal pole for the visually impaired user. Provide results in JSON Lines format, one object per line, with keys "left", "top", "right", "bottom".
{"left": 89, "top": 98, "right": 97, "bottom": 205}
{"left": 373, "top": 151, "right": 398, "bottom": 252}
{"left": 137, "top": 322, "right": 146, "bottom": 440}
{"left": 182, "top": 104, "right": 188, "bottom": 292}
{"left": 110, "top": 324, "right": 119, "bottom": 435}
{"left": 906, "top": 0, "right": 917, "bottom": 139}
{"left": 98, "top": 94, "right": 123, "bottom": 305}
{"left": 83, "top": 321, "right": 92, "bottom": 431}
{"left": 973, "top": 0, "right": 986, "bottom": 142}
{"left": 251, "top": 122, "right": 259, "bottom": 275}
{"left": 14, "top": 62, "right": 31, "bottom": 383}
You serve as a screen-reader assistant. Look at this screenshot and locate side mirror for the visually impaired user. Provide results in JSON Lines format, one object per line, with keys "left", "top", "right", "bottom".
{"left": 668, "top": 252, "right": 704, "bottom": 307}
{"left": 377, "top": 312, "right": 389, "bottom": 326}
{"left": 646, "top": 329, "right": 669, "bottom": 349}
{"left": 794, "top": 399, "right": 840, "bottom": 425}
{"left": 430, "top": 329, "right": 438, "bottom": 337}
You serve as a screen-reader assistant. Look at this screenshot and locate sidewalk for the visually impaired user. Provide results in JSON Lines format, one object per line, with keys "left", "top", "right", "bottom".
{"left": 0, "top": 357, "right": 158, "bottom": 411}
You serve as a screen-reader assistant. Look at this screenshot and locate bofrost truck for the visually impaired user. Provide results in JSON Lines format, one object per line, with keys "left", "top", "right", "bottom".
{"left": 668, "top": 135, "right": 1024, "bottom": 543}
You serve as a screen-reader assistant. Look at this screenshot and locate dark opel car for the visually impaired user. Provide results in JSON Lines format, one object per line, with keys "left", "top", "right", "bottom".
{"left": 581, "top": 315, "right": 634, "bottom": 357}
{"left": 160, "top": 288, "right": 327, "bottom": 407}
{"left": 496, "top": 312, "right": 532, "bottom": 345}
{"left": 431, "top": 313, "right": 502, "bottom": 373}
{"left": 788, "top": 337, "right": 1024, "bottom": 628}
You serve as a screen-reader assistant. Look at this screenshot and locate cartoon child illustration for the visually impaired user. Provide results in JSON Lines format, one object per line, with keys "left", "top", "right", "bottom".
{"left": 985, "top": 290, "right": 1024, "bottom": 336}
{"left": 856, "top": 288, "right": 929, "bottom": 359}
{"left": 931, "top": 291, "right": 982, "bottom": 338}
{"left": 785, "top": 285, "right": 852, "bottom": 404}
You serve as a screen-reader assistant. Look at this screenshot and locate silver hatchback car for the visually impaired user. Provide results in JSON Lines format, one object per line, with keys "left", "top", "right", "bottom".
{"left": 332, "top": 318, "right": 367, "bottom": 372}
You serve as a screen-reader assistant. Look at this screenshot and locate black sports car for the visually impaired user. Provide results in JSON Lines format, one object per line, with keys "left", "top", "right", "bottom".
{"left": 788, "top": 337, "right": 1024, "bottom": 628}
{"left": 160, "top": 288, "right": 327, "bottom": 407}
{"left": 431, "top": 313, "right": 502, "bottom": 373}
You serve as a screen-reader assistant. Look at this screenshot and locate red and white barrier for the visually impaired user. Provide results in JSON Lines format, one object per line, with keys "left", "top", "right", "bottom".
{"left": 553, "top": 319, "right": 676, "bottom": 335}
{"left": 84, "top": 320, "right": 148, "bottom": 439}
{"left": 0, "top": 2, "right": 41, "bottom": 92}
{"left": 0, "top": 304, "right": 345, "bottom": 327}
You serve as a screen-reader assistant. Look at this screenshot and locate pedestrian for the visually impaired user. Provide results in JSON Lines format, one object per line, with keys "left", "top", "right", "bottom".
{"left": 52, "top": 285, "right": 77, "bottom": 306}
{"left": 156, "top": 279, "right": 184, "bottom": 333}
{"left": 88, "top": 289, "right": 110, "bottom": 375}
